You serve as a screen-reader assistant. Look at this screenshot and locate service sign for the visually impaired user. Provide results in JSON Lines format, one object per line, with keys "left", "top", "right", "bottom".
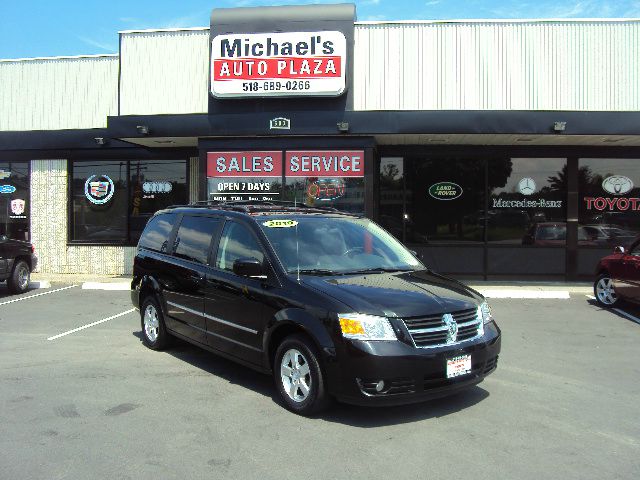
{"left": 211, "top": 31, "right": 346, "bottom": 98}
{"left": 285, "top": 151, "right": 364, "bottom": 177}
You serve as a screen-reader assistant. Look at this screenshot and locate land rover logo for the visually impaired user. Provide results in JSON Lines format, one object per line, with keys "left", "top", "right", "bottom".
{"left": 602, "top": 175, "right": 633, "bottom": 195}
{"left": 269, "top": 117, "right": 290, "bottom": 130}
{"left": 443, "top": 313, "right": 458, "bottom": 343}
{"left": 428, "top": 182, "right": 463, "bottom": 201}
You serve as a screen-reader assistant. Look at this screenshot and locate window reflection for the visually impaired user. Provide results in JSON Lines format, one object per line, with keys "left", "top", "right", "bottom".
{"left": 405, "top": 158, "right": 486, "bottom": 244}
{"left": 0, "top": 161, "right": 30, "bottom": 241}
{"left": 489, "top": 158, "right": 567, "bottom": 245}
{"left": 578, "top": 158, "right": 640, "bottom": 247}
{"left": 283, "top": 177, "right": 364, "bottom": 214}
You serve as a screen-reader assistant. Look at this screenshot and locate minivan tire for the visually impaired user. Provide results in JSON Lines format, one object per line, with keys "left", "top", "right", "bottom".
{"left": 274, "top": 334, "right": 331, "bottom": 415}
{"left": 7, "top": 260, "right": 30, "bottom": 294}
{"left": 140, "top": 296, "right": 172, "bottom": 350}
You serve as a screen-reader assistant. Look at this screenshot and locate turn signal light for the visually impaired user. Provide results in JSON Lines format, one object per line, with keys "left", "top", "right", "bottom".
{"left": 339, "top": 318, "right": 366, "bottom": 336}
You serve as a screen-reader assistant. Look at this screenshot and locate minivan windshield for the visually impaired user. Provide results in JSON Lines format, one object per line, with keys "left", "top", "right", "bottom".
{"left": 257, "top": 215, "right": 423, "bottom": 275}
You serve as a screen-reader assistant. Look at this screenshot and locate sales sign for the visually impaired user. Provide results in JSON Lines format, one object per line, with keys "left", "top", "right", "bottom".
{"left": 207, "top": 151, "right": 283, "bottom": 177}
{"left": 211, "top": 31, "right": 346, "bottom": 98}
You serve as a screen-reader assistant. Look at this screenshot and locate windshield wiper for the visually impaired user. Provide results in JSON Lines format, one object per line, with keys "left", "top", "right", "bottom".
{"left": 289, "top": 268, "right": 338, "bottom": 276}
{"left": 344, "top": 267, "right": 415, "bottom": 274}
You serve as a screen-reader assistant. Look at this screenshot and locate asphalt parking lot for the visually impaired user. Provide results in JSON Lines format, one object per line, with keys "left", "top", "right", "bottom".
{"left": 1, "top": 283, "right": 639, "bottom": 480}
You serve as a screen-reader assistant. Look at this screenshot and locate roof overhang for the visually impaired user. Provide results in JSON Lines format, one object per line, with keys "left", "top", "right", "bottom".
{"left": 108, "top": 110, "right": 640, "bottom": 148}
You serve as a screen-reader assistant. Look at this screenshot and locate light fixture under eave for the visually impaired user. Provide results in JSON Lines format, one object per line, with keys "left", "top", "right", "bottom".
{"left": 136, "top": 125, "right": 150, "bottom": 135}
{"left": 337, "top": 121, "right": 349, "bottom": 133}
{"left": 94, "top": 137, "right": 107, "bottom": 145}
{"left": 553, "top": 121, "right": 566, "bottom": 132}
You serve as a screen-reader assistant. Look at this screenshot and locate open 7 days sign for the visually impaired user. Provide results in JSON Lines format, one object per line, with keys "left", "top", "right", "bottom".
{"left": 211, "top": 31, "right": 347, "bottom": 98}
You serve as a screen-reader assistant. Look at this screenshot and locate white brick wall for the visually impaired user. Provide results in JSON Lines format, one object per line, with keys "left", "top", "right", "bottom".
{"left": 30, "top": 159, "right": 135, "bottom": 275}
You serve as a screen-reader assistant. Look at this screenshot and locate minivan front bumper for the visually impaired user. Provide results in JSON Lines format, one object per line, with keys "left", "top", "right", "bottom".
{"left": 329, "top": 322, "right": 501, "bottom": 406}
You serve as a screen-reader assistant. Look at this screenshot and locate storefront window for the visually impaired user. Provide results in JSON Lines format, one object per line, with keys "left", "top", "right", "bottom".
{"left": 378, "top": 157, "right": 404, "bottom": 240}
{"left": 70, "top": 159, "right": 187, "bottom": 244}
{"left": 405, "top": 158, "right": 485, "bottom": 243}
{"left": 283, "top": 150, "right": 365, "bottom": 214}
{"left": 207, "top": 151, "right": 283, "bottom": 202}
{"left": 578, "top": 158, "right": 640, "bottom": 247}
{"left": 129, "top": 160, "right": 188, "bottom": 243}
{"left": 0, "top": 161, "right": 30, "bottom": 241}
{"left": 206, "top": 150, "right": 365, "bottom": 214}
{"left": 488, "top": 158, "right": 567, "bottom": 245}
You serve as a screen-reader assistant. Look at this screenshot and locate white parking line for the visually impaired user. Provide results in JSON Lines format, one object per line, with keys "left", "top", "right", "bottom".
{"left": 586, "top": 294, "right": 640, "bottom": 324}
{"left": 479, "top": 289, "right": 570, "bottom": 299}
{"left": 0, "top": 284, "right": 78, "bottom": 306}
{"left": 612, "top": 308, "right": 640, "bottom": 325}
{"left": 47, "top": 308, "right": 136, "bottom": 341}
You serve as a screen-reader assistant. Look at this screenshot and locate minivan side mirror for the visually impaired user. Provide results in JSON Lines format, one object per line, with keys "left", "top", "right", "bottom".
{"left": 233, "top": 257, "right": 265, "bottom": 278}
{"left": 614, "top": 246, "right": 625, "bottom": 254}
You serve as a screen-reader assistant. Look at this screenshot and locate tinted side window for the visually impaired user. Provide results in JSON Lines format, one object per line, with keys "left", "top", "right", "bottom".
{"left": 138, "top": 213, "right": 177, "bottom": 252}
{"left": 215, "top": 222, "right": 265, "bottom": 272}
{"left": 173, "top": 216, "right": 221, "bottom": 264}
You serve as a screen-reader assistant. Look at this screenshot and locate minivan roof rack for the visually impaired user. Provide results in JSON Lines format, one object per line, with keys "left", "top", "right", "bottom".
{"left": 165, "top": 200, "right": 356, "bottom": 215}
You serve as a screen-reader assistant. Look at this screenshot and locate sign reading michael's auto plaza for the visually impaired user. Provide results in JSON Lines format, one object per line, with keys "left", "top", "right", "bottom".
{"left": 211, "top": 31, "right": 346, "bottom": 98}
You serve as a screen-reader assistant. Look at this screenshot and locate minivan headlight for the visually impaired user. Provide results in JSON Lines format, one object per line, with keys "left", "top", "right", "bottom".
{"left": 478, "top": 301, "right": 493, "bottom": 324}
{"left": 338, "top": 314, "right": 397, "bottom": 341}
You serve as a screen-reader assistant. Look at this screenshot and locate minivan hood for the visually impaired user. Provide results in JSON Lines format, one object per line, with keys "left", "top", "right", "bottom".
{"left": 300, "top": 269, "right": 483, "bottom": 318}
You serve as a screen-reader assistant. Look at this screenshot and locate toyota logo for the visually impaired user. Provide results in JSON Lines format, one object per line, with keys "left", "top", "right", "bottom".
{"left": 602, "top": 175, "right": 633, "bottom": 195}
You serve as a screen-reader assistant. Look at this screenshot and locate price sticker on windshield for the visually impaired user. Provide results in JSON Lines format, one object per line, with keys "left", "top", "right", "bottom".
{"left": 263, "top": 219, "right": 298, "bottom": 228}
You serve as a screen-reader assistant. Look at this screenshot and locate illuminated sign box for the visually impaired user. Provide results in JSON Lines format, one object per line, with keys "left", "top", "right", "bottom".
{"left": 211, "top": 31, "right": 347, "bottom": 98}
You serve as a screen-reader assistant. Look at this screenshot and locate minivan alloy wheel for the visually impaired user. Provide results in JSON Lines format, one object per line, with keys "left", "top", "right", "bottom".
{"left": 280, "top": 348, "right": 312, "bottom": 402}
{"left": 144, "top": 304, "right": 160, "bottom": 342}
{"left": 17, "top": 264, "right": 29, "bottom": 291}
{"left": 595, "top": 276, "right": 617, "bottom": 306}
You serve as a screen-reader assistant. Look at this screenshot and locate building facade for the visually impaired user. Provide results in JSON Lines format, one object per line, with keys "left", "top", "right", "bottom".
{"left": 1, "top": 4, "right": 640, "bottom": 279}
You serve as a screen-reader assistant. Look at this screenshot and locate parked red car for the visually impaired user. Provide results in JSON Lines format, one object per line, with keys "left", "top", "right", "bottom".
{"left": 594, "top": 236, "right": 640, "bottom": 307}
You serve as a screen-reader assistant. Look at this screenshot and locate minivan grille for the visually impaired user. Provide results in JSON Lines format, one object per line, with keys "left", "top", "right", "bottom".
{"left": 403, "top": 307, "right": 483, "bottom": 348}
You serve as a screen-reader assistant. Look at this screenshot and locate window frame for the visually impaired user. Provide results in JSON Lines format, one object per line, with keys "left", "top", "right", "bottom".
{"left": 67, "top": 158, "right": 189, "bottom": 246}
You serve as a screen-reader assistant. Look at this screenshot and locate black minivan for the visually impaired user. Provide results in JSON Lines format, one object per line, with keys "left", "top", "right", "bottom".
{"left": 131, "top": 202, "right": 501, "bottom": 415}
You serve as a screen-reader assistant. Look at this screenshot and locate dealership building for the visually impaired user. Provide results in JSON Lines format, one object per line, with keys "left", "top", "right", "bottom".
{"left": 1, "top": 3, "right": 640, "bottom": 279}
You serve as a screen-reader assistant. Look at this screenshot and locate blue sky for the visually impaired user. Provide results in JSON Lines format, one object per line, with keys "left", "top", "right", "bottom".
{"left": 1, "top": 0, "right": 639, "bottom": 59}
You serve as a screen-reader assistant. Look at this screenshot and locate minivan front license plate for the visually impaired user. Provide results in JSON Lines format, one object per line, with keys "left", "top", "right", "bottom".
{"left": 446, "top": 354, "right": 471, "bottom": 378}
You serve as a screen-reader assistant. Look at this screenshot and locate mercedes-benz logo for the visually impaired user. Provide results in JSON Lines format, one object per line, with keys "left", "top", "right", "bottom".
{"left": 443, "top": 313, "right": 458, "bottom": 344}
{"left": 518, "top": 177, "right": 536, "bottom": 196}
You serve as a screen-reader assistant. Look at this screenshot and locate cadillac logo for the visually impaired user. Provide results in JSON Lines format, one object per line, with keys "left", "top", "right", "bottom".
{"left": 443, "top": 313, "right": 458, "bottom": 344}
{"left": 84, "top": 174, "right": 115, "bottom": 205}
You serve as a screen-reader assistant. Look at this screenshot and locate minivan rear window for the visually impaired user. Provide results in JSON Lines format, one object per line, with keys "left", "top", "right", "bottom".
{"left": 138, "top": 213, "right": 177, "bottom": 253}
